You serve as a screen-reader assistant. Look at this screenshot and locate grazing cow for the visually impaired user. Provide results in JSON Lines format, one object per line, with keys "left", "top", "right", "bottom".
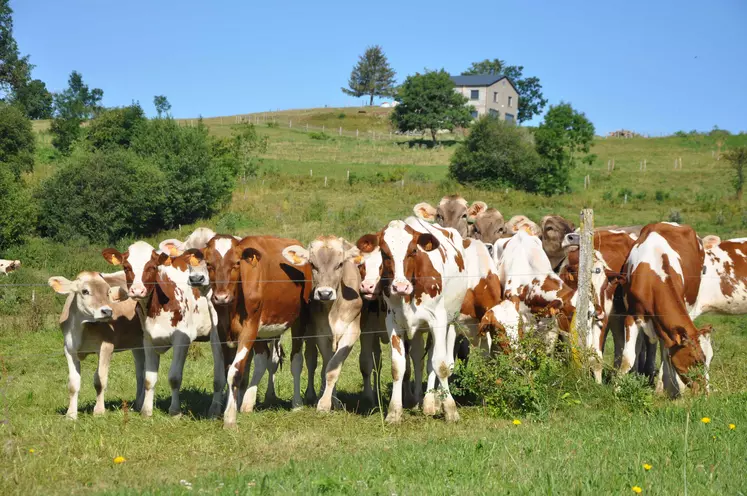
{"left": 48, "top": 271, "right": 143, "bottom": 419}
{"left": 102, "top": 242, "right": 224, "bottom": 417}
{"left": 470, "top": 208, "right": 507, "bottom": 246}
{"left": 197, "top": 235, "right": 311, "bottom": 428}
{"left": 621, "top": 223, "right": 711, "bottom": 397}
{"left": 540, "top": 215, "right": 576, "bottom": 271}
{"left": 282, "top": 236, "right": 363, "bottom": 412}
{"left": 0, "top": 259, "right": 20, "bottom": 274}
{"left": 413, "top": 195, "right": 488, "bottom": 238}
{"left": 503, "top": 215, "right": 541, "bottom": 237}
{"left": 696, "top": 237, "right": 747, "bottom": 316}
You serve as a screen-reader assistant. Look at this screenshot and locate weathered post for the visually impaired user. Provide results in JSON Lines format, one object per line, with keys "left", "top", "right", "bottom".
{"left": 324, "top": 176, "right": 328, "bottom": 187}
{"left": 570, "top": 208, "right": 594, "bottom": 368}
{"left": 310, "top": 169, "right": 313, "bottom": 177}
{"left": 339, "top": 127, "right": 342, "bottom": 136}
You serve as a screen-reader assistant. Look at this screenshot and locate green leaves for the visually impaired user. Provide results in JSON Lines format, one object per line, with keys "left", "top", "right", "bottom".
{"left": 0, "top": 103, "right": 35, "bottom": 178}
{"left": 391, "top": 69, "right": 473, "bottom": 143}
{"left": 341, "top": 45, "right": 397, "bottom": 106}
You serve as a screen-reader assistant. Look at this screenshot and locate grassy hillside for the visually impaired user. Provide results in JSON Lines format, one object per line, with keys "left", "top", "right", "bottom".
{"left": 2, "top": 113, "right": 747, "bottom": 494}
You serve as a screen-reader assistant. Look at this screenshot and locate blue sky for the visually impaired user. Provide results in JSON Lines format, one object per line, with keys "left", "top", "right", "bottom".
{"left": 12, "top": 0, "right": 747, "bottom": 135}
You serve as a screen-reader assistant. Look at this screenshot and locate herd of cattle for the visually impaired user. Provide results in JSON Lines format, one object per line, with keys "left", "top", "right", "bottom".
{"left": 2, "top": 195, "right": 746, "bottom": 427}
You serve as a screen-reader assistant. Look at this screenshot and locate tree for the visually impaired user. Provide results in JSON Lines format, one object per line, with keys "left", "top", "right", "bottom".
{"left": 449, "top": 115, "right": 542, "bottom": 192}
{"left": 0, "top": 0, "right": 31, "bottom": 98}
{"left": 86, "top": 104, "right": 146, "bottom": 150}
{"left": 462, "top": 58, "right": 547, "bottom": 123}
{"left": 153, "top": 95, "right": 171, "bottom": 117}
{"left": 0, "top": 103, "right": 35, "bottom": 178}
{"left": 50, "top": 71, "right": 104, "bottom": 153}
{"left": 391, "top": 69, "right": 473, "bottom": 145}
{"left": 533, "top": 102, "right": 596, "bottom": 194}
{"left": 11, "top": 79, "right": 53, "bottom": 119}
{"left": 724, "top": 147, "right": 747, "bottom": 202}
{"left": 341, "top": 45, "right": 396, "bottom": 106}
{"left": 0, "top": 167, "right": 36, "bottom": 250}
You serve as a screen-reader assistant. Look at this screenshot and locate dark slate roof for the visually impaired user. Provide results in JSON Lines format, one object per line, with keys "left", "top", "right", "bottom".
{"left": 450, "top": 74, "right": 507, "bottom": 87}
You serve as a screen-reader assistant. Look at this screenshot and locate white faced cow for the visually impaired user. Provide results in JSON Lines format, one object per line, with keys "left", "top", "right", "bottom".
{"left": 48, "top": 271, "right": 143, "bottom": 419}
{"left": 0, "top": 259, "right": 21, "bottom": 275}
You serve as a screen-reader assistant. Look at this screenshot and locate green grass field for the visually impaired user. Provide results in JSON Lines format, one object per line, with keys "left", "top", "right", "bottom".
{"left": 2, "top": 111, "right": 747, "bottom": 494}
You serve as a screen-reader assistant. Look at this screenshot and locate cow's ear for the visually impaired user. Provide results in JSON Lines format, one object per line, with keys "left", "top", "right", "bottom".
{"left": 673, "top": 326, "right": 691, "bottom": 345}
{"left": 356, "top": 234, "right": 379, "bottom": 253}
{"left": 413, "top": 202, "right": 437, "bottom": 222}
{"left": 157, "top": 252, "right": 170, "bottom": 266}
{"left": 108, "top": 286, "right": 129, "bottom": 303}
{"left": 241, "top": 247, "right": 263, "bottom": 267}
{"left": 159, "top": 239, "right": 185, "bottom": 257}
{"left": 417, "top": 233, "right": 440, "bottom": 252}
{"left": 467, "top": 201, "right": 488, "bottom": 222}
{"left": 698, "top": 324, "right": 714, "bottom": 336}
{"left": 184, "top": 248, "right": 204, "bottom": 267}
{"left": 344, "top": 245, "right": 362, "bottom": 265}
{"left": 102, "top": 248, "right": 123, "bottom": 266}
{"left": 48, "top": 276, "right": 77, "bottom": 295}
{"left": 607, "top": 274, "right": 627, "bottom": 287}
{"left": 702, "top": 235, "right": 721, "bottom": 250}
{"left": 281, "top": 245, "right": 309, "bottom": 266}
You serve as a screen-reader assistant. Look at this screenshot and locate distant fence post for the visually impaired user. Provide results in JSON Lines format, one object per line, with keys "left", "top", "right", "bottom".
{"left": 306, "top": 124, "right": 309, "bottom": 132}
{"left": 289, "top": 120, "right": 292, "bottom": 128}
{"left": 570, "top": 208, "right": 594, "bottom": 369}
{"left": 324, "top": 176, "right": 328, "bottom": 187}
{"left": 322, "top": 125, "right": 325, "bottom": 134}
{"left": 309, "top": 169, "right": 313, "bottom": 177}
{"left": 356, "top": 129, "right": 359, "bottom": 139}
{"left": 339, "top": 127, "right": 342, "bottom": 136}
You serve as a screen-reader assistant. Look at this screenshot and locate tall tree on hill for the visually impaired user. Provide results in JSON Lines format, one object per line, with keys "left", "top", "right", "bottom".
{"left": 341, "top": 45, "right": 397, "bottom": 106}
{"left": 462, "top": 58, "right": 547, "bottom": 123}
{"left": 11, "top": 78, "right": 53, "bottom": 119}
{"left": 0, "top": 0, "right": 32, "bottom": 100}
{"left": 390, "top": 69, "right": 473, "bottom": 145}
{"left": 153, "top": 95, "right": 171, "bottom": 118}
{"left": 50, "top": 71, "right": 104, "bottom": 153}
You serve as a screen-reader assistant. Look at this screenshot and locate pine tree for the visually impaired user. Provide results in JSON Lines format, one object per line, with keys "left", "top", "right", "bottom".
{"left": 341, "top": 45, "right": 396, "bottom": 106}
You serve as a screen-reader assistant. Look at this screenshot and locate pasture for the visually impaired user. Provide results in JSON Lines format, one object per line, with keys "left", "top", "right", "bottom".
{"left": 2, "top": 115, "right": 747, "bottom": 494}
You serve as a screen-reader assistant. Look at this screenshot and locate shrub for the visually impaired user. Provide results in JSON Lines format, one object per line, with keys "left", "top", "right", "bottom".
{"left": 229, "top": 122, "right": 268, "bottom": 179}
{"left": 612, "top": 374, "right": 653, "bottom": 414}
{"left": 0, "top": 168, "right": 37, "bottom": 250}
{"left": 449, "top": 116, "right": 542, "bottom": 192}
{"left": 266, "top": 121, "right": 279, "bottom": 128}
{"left": 37, "top": 149, "right": 167, "bottom": 242}
{"left": 86, "top": 104, "right": 146, "bottom": 150}
{"left": 602, "top": 191, "right": 613, "bottom": 202}
{"left": 337, "top": 112, "right": 346, "bottom": 119}
{"left": 309, "top": 131, "right": 332, "bottom": 141}
{"left": 50, "top": 116, "right": 82, "bottom": 155}
{"left": 304, "top": 197, "right": 327, "bottom": 222}
{"left": 654, "top": 190, "right": 670, "bottom": 202}
{"left": 668, "top": 209, "right": 683, "bottom": 223}
{"left": 0, "top": 104, "right": 35, "bottom": 178}
{"left": 723, "top": 146, "right": 747, "bottom": 201}
{"left": 131, "top": 118, "right": 235, "bottom": 228}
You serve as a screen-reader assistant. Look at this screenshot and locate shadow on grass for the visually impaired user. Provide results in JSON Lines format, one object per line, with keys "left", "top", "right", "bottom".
{"left": 398, "top": 139, "right": 461, "bottom": 149}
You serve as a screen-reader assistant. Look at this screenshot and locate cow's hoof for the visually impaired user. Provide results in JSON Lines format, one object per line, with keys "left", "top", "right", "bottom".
{"left": 444, "top": 398, "right": 459, "bottom": 422}
{"left": 385, "top": 409, "right": 403, "bottom": 424}
{"left": 208, "top": 403, "right": 222, "bottom": 419}
{"left": 304, "top": 392, "right": 317, "bottom": 406}
{"left": 317, "top": 399, "right": 332, "bottom": 413}
{"left": 239, "top": 403, "right": 254, "bottom": 414}
{"left": 422, "top": 394, "right": 437, "bottom": 416}
{"left": 66, "top": 412, "right": 78, "bottom": 421}
{"left": 140, "top": 409, "right": 153, "bottom": 418}
{"left": 93, "top": 407, "right": 105, "bottom": 416}
{"left": 223, "top": 420, "right": 237, "bottom": 430}
{"left": 169, "top": 410, "right": 182, "bottom": 418}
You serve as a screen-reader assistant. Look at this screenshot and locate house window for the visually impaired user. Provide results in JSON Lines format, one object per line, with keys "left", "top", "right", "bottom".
{"left": 508, "top": 96, "right": 513, "bottom": 107}
{"left": 470, "top": 110, "right": 479, "bottom": 119}
{"left": 470, "top": 89, "right": 479, "bottom": 100}
{"left": 488, "top": 109, "right": 499, "bottom": 118}
{"left": 505, "top": 113, "right": 515, "bottom": 123}
{"left": 493, "top": 92, "right": 498, "bottom": 103}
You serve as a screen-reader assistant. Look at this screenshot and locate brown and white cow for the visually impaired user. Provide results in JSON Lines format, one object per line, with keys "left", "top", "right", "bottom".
{"left": 0, "top": 259, "right": 21, "bottom": 275}
{"left": 413, "top": 195, "right": 487, "bottom": 238}
{"left": 48, "top": 271, "right": 143, "bottom": 419}
{"left": 197, "top": 235, "right": 312, "bottom": 428}
{"left": 621, "top": 223, "right": 712, "bottom": 397}
{"left": 503, "top": 215, "right": 541, "bottom": 237}
{"left": 102, "top": 242, "right": 224, "bottom": 418}
{"left": 282, "top": 236, "right": 363, "bottom": 412}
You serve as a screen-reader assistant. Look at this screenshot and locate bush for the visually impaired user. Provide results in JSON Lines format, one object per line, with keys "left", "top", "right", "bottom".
{"left": 0, "top": 104, "right": 35, "bottom": 178}
{"left": 655, "top": 190, "right": 670, "bottom": 202}
{"left": 266, "top": 121, "right": 279, "bottom": 128}
{"left": 0, "top": 168, "right": 37, "bottom": 250}
{"left": 50, "top": 116, "right": 82, "bottom": 155}
{"left": 131, "top": 118, "right": 235, "bottom": 228}
{"left": 668, "top": 209, "right": 683, "bottom": 223}
{"left": 37, "top": 149, "right": 167, "bottom": 242}
{"left": 449, "top": 116, "right": 543, "bottom": 192}
{"left": 228, "top": 123, "right": 268, "bottom": 179}
{"left": 86, "top": 104, "right": 146, "bottom": 150}
{"left": 309, "top": 131, "right": 332, "bottom": 141}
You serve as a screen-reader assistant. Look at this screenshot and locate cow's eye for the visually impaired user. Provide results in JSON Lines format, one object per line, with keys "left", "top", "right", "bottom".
{"left": 310, "top": 263, "right": 318, "bottom": 272}
{"left": 336, "top": 262, "right": 343, "bottom": 270}
{"left": 81, "top": 289, "right": 90, "bottom": 296}
{"left": 462, "top": 214, "right": 468, "bottom": 219}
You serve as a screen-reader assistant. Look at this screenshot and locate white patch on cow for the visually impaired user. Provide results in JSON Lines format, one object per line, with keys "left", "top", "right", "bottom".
{"left": 383, "top": 220, "right": 415, "bottom": 288}
{"left": 736, "top": 249, "right": 746, "bottom": 258}
{"left": 214, "top": 237, "right": 233, "bottom": 258}
{"left": 729, "top": 237, "right": 747, "bottom": 243}
{"left": 128, "top": 241, "right": 156, "bottom": 286}
{"left": 661, "top": 222, "right": 680, "bottom": 227}
{"left": 258, "top": 322, "right": 289, "bottom": 338}
{"left": 628, "top": 232, "right": 683, "bottom": 284}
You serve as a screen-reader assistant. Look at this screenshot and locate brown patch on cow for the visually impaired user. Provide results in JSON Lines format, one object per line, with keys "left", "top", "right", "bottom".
{"left": 453, "top": 252, "right": 465, "bottom": 272}
{"left": 720, "top": 261, "right": 735, "bottom": 298}
{"left": 461, "top": 272, "right": 503, "bottom": 320}
{"left": 391, "top": 334, "right": 402, "bottom": 355}
{"left": 462, "top": 239, "right": 472, "bottom": 249}
{"left": 412, "top": 250, "right": 443, "bottom": 305}
{"left": 432, "top": 225, "right": 454, "bottom": 242}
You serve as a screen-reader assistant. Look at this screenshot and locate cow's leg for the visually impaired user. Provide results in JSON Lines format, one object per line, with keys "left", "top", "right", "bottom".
{"left": 224, "top": 330, "right": 256, "bottom": 429}
{"left": 659, "top": 342, "right": 686, "bottom": 398}
{"left": 641, "top": 324, "right": 658, "bottom": 384}
{"left": 167, "top": 333, "right": 191, "bottom": 416}
{"left": 410, "top": 331, "right": 429, "bottom": 413}
{"left": 304, "top": 337, "right": 318, "bottom": 404}
{"left": 590, "top": 324, "right": 604, "bottom": 384}
{"left": 316, "top": 334, "right": 334, "bottom": 412}
{"left": 432, "top": 318, "right": 459, "bottom": 422}
{"left": 64, "top": 346, "right": 82, "bottom": 420}
{"left": 141, "top": 337, "right": 160, "bottom": 417}
{"left": 290, "top": 321, "right": 305, "bottom": 409}
{"left": 132, "top": 348, "right": 145, "bottom": 411}
{"left": 619, "top": 316, "right": 639, "bottom": 374}
{"left": 359, "top": 329, "right": 377, "bottom": 405}
{"left": 264, "top": 340, "right": 281, "bottom": 405}
{"left": 402, "top": 339, "right": 416, "bottom": 408}
{"left": 386, "top": 314, "right": 406, "bottom": 424}
{"left": 241, "top": 342, "right": 269, "bottom": 413}
{"left": 208, "top": 326, "right": 225, "bottom": 418}
{"left": 609, "top": 313, "right": 626, "bottom": 370}
{"left": 93, "top": 341, "right": 114, "bottom": 415}
{"left": 318, "top": 321, "right": 361, "bottom": 413}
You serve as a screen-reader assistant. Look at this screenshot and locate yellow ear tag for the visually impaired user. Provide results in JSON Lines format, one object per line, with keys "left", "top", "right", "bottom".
{"left": 354, "top": 255, "right": 364, "bottom": 264}
{"left": 50, "top": 280, "right": 62, "bottom": 293}
{"left": 111, "top": 255, "right": 121, "bottom": 265}
{"left": 549, "top": 307, "right": 559, "bottom": 316}
{"left": 291, "top": 253, "right": 302, "bottom": 265}
{"left": 189, "top": 255, "right": 201, "bottom": 267}
{"left": 249, "top": 255, "right": 258, "bottom": 267}
{"left": 169, "top": 246, "right": 180, "bottom": 256}
{"left": 163, "top": 257, "right": 173, "bottom": 267}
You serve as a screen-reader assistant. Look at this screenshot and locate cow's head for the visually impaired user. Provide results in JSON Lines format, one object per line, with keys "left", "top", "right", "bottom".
{"left": 503, "top": 215, "right": 540, "bottom": 238}
{"left": 48, "top": 271, "right": 117, "bottom": 322}
{"left": 356, "top": 233, "right": 383, "bottom": 300}
{"left": 541, "top": 215, "right": 576, "bottom": 269}
{"left": 471, "top": 208, "right": 506, "bottom": 245}
{"left": 282, "top": 236, "right": 361, "bottom": 301}
{"left": 413, "top": 196, "right": 486, "bottom": 237}
{"left": 379, "top": 220, "right": 440, "bottom": 296}
{"left": 669, "top": 325, "right": 710, "bottom": 384}
{"left": 0, "top": 259, "right": 21, "bottom": 275}
{"left": 102, "top": 241, "right": 165, "bottom": 300}
{"left": 196, "top": 235, "right": 242, "bottom": 306}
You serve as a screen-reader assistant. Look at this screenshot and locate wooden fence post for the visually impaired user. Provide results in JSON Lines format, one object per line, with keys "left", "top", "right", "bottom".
{"left": 356, "top": 129, "right": 359, "bottom": 139}
{"left": 309, "top": 169, "right": 313, "bottom": 177}
{"left": 570, "top": 208, "right": 594, "bottom": 368}
{"left": 339, "top": 127, "right": 342, "bottom": 136}
{"left": 289, "top": 120, "right": 292, "bottom": 128}
{"left": 324, "top": 176, "right": 328, "bottom": 187}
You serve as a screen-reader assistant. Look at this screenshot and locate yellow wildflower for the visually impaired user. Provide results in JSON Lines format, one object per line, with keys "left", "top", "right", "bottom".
{"left": 642, "top": 464, "right": 652, "bottom": 471}
{"left": 632, "top": 486, "right": 642, "bottom": 494}
{"left": 729, "top": 424, "right": 736, "bottom": 430}
{"left": 113, "top": 456, "right": 126, "bottom": 464}
{"left": 512, "top": 419, "right": 521, "bottom": 426}
{"left": 28, "top": 449, "right": 35, "bottom": 454}
{"left": 701, "top": 417, "right": 711, "bottom": 424}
